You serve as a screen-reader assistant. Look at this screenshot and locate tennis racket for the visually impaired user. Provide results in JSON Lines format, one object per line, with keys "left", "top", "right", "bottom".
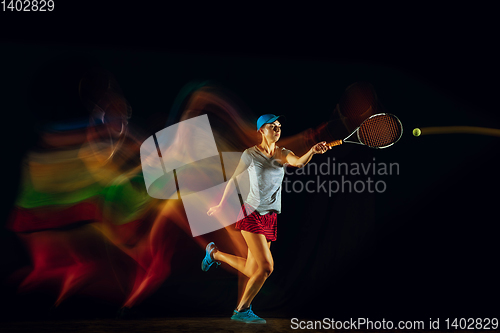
{"left": 327, "top": 113, "right": 403, "bottom": 149}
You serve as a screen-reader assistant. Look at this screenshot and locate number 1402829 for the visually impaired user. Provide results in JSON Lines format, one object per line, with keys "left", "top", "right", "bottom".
{"left": 2, "top": 0, "right": 54, "bottom": 11}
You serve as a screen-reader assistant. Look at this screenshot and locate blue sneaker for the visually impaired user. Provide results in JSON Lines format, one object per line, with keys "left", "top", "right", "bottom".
{"left": 231, "top": 305, "right": 266, "bottom": 324}
{"left": 201, "top": 242, "right": 221, "bottom": 272}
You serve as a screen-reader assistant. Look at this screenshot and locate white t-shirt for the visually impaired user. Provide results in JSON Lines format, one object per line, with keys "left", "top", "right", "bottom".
{"left": 233, "top": 145, "right": 291, "bottom": 215}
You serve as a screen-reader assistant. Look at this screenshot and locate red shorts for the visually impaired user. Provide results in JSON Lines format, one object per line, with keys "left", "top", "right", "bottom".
{"left": 235, "top": 203, "right": 278, "bottom": 242}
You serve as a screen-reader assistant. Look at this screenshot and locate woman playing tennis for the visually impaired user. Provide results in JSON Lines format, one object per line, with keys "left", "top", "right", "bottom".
{"left": 204, "top": 114, "right": 330, "bottom": 324}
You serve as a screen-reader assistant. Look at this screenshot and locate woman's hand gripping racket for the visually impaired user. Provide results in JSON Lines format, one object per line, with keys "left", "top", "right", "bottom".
{"left": 327, "top": 113, "right": 403, "bottom": 149}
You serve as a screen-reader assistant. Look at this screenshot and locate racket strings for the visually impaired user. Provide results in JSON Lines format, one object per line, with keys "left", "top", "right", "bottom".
{"left": 358, "top": 115, "right": 402, "bottom": 148}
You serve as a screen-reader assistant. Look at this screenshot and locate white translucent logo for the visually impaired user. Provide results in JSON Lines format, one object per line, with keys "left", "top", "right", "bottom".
{"left": 140, "top": 114, "right": 257, "bottom": 237}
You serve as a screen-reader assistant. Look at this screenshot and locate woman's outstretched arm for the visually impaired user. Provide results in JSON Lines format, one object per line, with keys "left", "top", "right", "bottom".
{"left": 285, "top": 141, "right": 331, "bottom": 168}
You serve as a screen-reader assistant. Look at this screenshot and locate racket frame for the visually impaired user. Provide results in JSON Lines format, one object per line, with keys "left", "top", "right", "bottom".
{"left": 342, "top": 112, "right": 403, "bottom": 149}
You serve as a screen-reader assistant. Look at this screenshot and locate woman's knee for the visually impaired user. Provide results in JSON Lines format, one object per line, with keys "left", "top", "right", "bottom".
{"left": 258, "top": 262, "right": 273, "bottom": 278}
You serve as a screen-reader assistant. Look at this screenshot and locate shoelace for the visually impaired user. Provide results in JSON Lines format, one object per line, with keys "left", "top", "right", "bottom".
{"left": 246, "top": 309, "right": 260, "bottom": 318}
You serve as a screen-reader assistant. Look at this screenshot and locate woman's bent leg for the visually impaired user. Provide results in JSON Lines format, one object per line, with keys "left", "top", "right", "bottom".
{"left": 212, "top": 241, "right": 263, "bottom": 277}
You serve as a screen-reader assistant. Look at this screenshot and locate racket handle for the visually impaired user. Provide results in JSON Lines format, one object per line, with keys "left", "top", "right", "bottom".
{"left": 326, "top": 140, "right": 343, "bottom": 147}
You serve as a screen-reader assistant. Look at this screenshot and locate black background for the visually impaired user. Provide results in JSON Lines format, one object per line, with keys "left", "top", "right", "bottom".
{"left": 1, "top": 1, "right": 499, "bottom": 323}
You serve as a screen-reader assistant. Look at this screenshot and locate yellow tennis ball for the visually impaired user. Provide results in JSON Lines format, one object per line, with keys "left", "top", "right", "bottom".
{"left": 413, "top": 128, "right": 421, "bottom": 137}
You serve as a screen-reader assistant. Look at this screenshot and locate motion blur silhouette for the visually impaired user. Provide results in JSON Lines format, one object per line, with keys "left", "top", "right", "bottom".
{"left": 5, "top": 54, "right": 379, "bottom": 317}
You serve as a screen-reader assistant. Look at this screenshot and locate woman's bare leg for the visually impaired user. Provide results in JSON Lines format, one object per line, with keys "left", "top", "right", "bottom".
{"left": 245, "top": 241, "right": 271, "bottom": 275}
{"left": 235, "top": 231, "right": 273, "bottom": 311}
{"left": 213, "top": 244, "right": 259, "bottom": 278}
